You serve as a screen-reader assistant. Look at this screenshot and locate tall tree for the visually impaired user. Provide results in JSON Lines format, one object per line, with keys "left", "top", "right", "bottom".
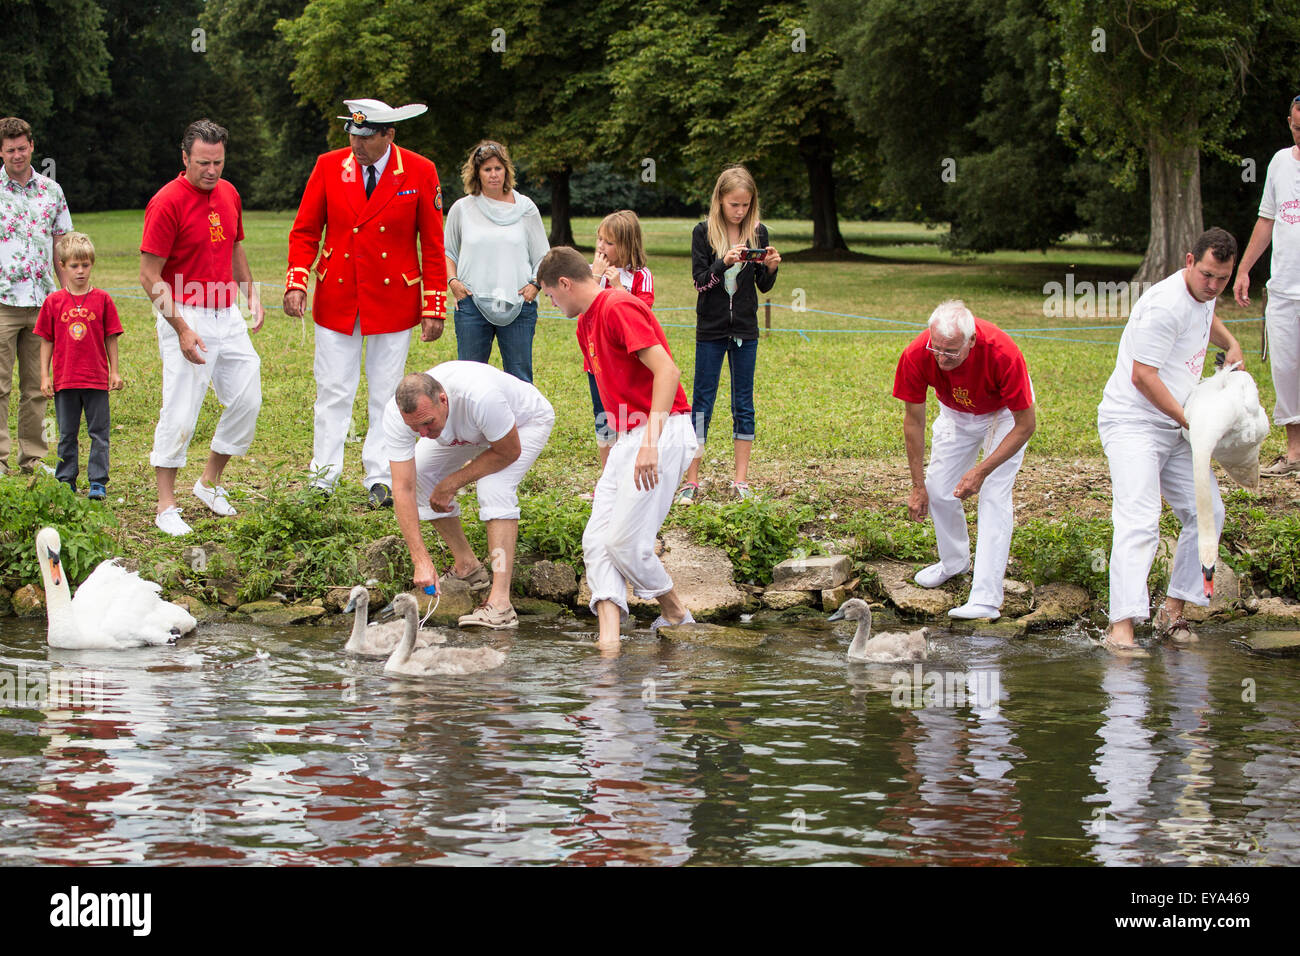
{"left": 1049, "top": 0, "right": 1285, "bottom": 282}
{"left": 605, "top": 0, "right": 857, "bottom": 251}
{"left": 202, "top": 0, "right": 331, "bottom": 209}
{"left": 280, "top": 0, "right": 620, "bottom": 244}
{"left": 3, "top": 0, "right": 110, "bottom": 132}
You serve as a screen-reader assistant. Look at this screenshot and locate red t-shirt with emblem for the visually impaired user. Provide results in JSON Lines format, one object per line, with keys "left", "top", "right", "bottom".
{"left": 576, "top": 288, "right": 690, "bottom": 433}
{"left": 893, "top": 317, "right": 1034, "bottom": 414}
{"left": 34, "top": 288, "right": 124, "bottom": 390}
{"left": 140, "top": 174, "right": 245, "bottom": 309}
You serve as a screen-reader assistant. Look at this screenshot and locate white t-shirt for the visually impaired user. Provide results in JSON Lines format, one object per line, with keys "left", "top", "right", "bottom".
{"left": 1098, "top": 269, "right": 1214, "bottom": 428}
{"left": 1259, "top": 146, "right": 1300, "bottom": 299}
{"left": 383, "top": 361, "right": 554, "bottom": 461}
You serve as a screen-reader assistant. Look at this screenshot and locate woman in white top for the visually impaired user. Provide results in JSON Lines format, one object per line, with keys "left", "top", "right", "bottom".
{"left": 444, "top": 141, "right": 550, "bottom": 382}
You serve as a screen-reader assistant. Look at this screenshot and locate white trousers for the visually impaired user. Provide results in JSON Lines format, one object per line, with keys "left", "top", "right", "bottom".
{"left": 1265, "top": 291, "right": 1300, "bottom": 426}
{"left": 150, "top": 305, "right": 262, "bottom": 468}
{"left": 925, "top": 405, "right": 1025, "bottom": 608}
{"left": 412, "top": 411, "right": 554, "bottom": 521}
{"left": 583, "top": 413, "right": 698, "bottom": 619}
{"left": 1100, "top": 420, "right": 1224, "bottom": 623}
{"left": 311, "top": 319, "right": 411, "bottom": 489}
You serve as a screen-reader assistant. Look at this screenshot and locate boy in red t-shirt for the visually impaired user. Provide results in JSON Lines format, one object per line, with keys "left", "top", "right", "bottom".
{"left": 35, "top": 233, "right": 124, "bottom": 499}
{"left": 538, "top": 246, "right": 698, "bottom": 650}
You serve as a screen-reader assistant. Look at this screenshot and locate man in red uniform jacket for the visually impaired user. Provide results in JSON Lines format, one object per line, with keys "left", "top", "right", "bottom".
{"left": 283, "top": 98, "right": 448, "bottom": 507}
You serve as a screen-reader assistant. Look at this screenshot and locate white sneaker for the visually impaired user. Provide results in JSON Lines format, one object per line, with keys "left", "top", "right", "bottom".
{"left": 651, "top": 610, "right": 695, "bottom": 636}
{"left": 155, "top": 506, "right": 193, "bottom": 537}
{"left": 194, "top": 480, "right": 237, "bottom": 517}
{"left": 949, "top": 602, "right": 1000, "bottom": 620}
{"left": 914, "top": 561, "right": 969, "bottom": 588}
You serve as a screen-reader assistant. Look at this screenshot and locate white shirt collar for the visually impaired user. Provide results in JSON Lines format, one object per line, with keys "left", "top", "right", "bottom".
{"left": 362, "top": 145, "right": 392, "bottom": 184}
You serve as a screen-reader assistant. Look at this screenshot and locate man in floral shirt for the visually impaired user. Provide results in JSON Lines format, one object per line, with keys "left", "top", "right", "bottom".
{"left": 0, "top": 116, "right": 71, "bottom": 475}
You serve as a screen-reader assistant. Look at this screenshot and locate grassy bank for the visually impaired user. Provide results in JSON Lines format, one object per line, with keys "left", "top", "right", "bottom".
{"left": 1, "top": 211, "right": 1295, "bottom": 607}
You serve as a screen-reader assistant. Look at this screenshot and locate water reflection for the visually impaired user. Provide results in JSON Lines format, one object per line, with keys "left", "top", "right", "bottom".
{"left": 0, "top": 615, "right": 1296, "bottom": 865}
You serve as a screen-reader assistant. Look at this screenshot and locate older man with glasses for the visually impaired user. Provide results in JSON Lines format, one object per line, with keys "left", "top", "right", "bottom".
{"left": 893, "top": 299, "right": 1037, "bottom": 620}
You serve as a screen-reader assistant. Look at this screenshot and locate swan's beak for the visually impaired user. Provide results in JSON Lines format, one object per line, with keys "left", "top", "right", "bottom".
{"left": 46, "top": 546, "right": 61, "bottom": 586}
{"left": 343, "top": 596, "right": 358, "bottom": 614}
{"left": 1203, "top": 565, "right": 1215, "bottom": 598}
{"left": 376, "top": 601, "right": 397, "bottom": 622}
{"left": 827, "top": 608, "right": 845, "bottom": 622}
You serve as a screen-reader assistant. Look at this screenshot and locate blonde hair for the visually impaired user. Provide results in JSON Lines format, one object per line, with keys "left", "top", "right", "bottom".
{"left": 598, "top": 210, "right": 646, "bottom": 270}
{"left": 706, "top": 165, "right": 760, "bottom": 259}
{"left": 460, "top": 140, "right": 516, "bottom": 196}
{"left": 56, "top": 232, "right": 95, "bottom": 265}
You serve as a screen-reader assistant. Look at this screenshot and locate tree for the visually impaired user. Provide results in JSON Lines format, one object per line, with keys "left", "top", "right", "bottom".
{"left": 2, "top": 0, "right": 110, "bottom": 132}
{"left": 202, "top": 0, "right": 331, "bottom": 209}
{"left": 1049, "top": 0, "right": 1289, "bottom": 282}
{"left": 605, "top": 0, "right": 858, "bottom": 251}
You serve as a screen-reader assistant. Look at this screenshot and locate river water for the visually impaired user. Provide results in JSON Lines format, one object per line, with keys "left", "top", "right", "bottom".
{"left": 1, "top": 611, "right": 1296, "bottom": 866}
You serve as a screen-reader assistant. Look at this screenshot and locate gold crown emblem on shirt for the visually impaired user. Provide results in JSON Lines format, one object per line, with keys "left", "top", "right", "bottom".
{"left": 208, "top": 210, "right": 221, "bottom": 225}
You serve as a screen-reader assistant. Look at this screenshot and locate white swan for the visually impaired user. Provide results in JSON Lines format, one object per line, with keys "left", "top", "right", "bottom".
{"left": 1183, "top": 361, "right": 1270, "bottom": 596}
{"left": 342, "top": 584, "right": 445, "bottom": 657}
{"left": 383, "top": 593, "right": 507, "bottom": 677}
{"left": 828, "top": 598, "right": 929, "bottom": 663}
{"left": 35, "top": 526, "right": 197, "bottom": 649}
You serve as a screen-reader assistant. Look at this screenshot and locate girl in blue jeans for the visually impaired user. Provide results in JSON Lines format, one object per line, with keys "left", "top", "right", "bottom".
{"left": 678, "top": 166, "right": 780, "bottom": 503}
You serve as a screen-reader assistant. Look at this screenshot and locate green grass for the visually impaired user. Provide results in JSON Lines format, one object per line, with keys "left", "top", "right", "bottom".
{"left": 2, "top": 210, "right": 1285, "bottom": 593}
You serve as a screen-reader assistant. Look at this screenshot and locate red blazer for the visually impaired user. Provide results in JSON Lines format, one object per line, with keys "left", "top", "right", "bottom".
{"left": 285, "top": 145, "right": 448, "bottom": 335}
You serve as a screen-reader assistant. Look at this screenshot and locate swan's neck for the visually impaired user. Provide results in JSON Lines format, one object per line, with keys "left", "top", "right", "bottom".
{"left": 345, "top": 597, "right": 369, "bottom": 652}
{"left": 37, "top": 549, "right": 77, "bottom": 643}
{"left": 848, "top": 609, "right": 873, "bottom": 657}
{"left": 387, "top": 603, "right": 419, "bottom": 667}
{"left": 1189, "top": 424, "right": 1221, "bottom": 573}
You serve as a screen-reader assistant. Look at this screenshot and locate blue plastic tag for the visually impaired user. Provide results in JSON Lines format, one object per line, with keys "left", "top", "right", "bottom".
{"left": 423, "top": 584, "right": 438, "bottom": 596}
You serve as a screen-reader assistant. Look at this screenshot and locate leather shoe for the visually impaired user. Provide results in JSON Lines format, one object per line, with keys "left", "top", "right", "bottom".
{"left": 367, "top": 483, "right": 393, "bottom": 508}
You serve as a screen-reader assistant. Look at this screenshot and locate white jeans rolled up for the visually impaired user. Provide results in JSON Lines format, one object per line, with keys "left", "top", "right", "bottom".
{"left": 583, "top": 413, "right": 698, "bottom": 620}
{"left": 925, "top": 404, "right": 1025, "bottom": 609}
{"left": 150, "top": 303, "right": 261, "bottom": 468}
{"left": 1265, "top": 291, "right": 1300, "bottom": 426}
{"left": 1099, "top": 419, "right": 1223, "bottom": 623}
{"left": 310, "top": 318, "right": 412, "bottom": 490}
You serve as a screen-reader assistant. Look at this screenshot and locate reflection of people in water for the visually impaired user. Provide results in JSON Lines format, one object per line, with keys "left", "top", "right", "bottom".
{"left": 875, "top": 670, "right": 1024, "bottom": 864}
{"left": 554, "top": 661, "right": 696, "bottom": 864}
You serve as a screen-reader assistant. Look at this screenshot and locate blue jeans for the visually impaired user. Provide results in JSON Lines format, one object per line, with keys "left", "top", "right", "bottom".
{"left": 453, "top": 296, "right": 537, "bottom": 383}
{"left": 587, "top": 372, "right": 616, "bottom": 443}
{"left": 691, "top": 336, "right": 757, "bottom": 444}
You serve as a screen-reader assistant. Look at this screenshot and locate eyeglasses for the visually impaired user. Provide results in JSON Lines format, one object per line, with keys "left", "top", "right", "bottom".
{"left": 925, "top": 338, "right": 967, "bottom": 359}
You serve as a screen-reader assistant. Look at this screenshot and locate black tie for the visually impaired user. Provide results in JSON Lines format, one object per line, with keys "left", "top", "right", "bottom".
{"left": 366, "top": 165, "right": 377, "bottom": 199}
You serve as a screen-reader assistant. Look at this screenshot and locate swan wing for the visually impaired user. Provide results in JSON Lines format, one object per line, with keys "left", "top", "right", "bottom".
{"left": 70, "top": 560, "right": 193, "bottom": 647}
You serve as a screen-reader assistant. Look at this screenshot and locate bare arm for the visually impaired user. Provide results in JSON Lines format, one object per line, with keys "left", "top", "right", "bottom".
{"left": 1132, "top": 362, "right": 1189, "bottom": 429}
{"left": 632, "top": 344, "right": 682, "bottom": 490}
{"left": 392, "top": 456, "right": 438, "bottom": 590}
{"left": 141, "top": 252, "right": 206, "bottom": 365}
{"left": 953, "top": 404, "right": 1036, "bottom": 499}
{"left": 40, "top": 339, "right": 54, "bottom": 397}
{"left": 232, "top": 241, "right": 263, "bottom": 333}
{"left": 106, "top": 334, "right": 123, "bottom": 390}
{"left": 1233, "top": 217, "right": 1274, "bottom": 308}
{"left": 1209, "top": 313, "right": 1244, "bottom": 369}
{"left": 903, "top": 401, "right": 929, "bottom": 520}
{"left": 428, "top": 426, "right": 523, "bottom": 511}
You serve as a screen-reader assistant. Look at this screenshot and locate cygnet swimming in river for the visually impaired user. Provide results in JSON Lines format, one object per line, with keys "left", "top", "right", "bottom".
{"left": 828, "top": 598, "right": 929, "bottom": 663}
{"left": 343, "top": 585, "right": 446, "bottom": 657}
{"left": 382, "top": 592, "right": 507, "bottom": 677}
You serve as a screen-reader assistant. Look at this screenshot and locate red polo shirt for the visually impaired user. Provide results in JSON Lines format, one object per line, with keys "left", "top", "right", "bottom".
{"left": 893, "top": 317, "right": 1034, "bottom": 414}
{"left": 576, "top": 288, "right": 690, "bottom": 432}
{"left": 141, "top": 174, "right": 244, "bottom": 309}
